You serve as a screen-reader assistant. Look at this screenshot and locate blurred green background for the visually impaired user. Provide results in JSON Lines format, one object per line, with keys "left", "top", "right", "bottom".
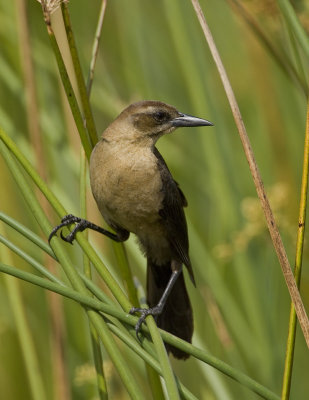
{"left": 0, "top": 0, "right": 309, "bottom": 399}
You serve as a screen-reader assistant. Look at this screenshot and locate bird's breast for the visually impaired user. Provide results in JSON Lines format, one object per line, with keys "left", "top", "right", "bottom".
{"left": 90, "top": 140, "right": 164, "bottom": 235}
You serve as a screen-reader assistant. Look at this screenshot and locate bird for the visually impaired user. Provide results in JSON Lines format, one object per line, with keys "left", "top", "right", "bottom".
{"left": 49, "top": 100, "right": 213, "bottom": 359}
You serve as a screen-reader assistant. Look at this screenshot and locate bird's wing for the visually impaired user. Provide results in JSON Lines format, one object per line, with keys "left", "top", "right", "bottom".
{"left": 153, "top": 148, "right": 195, "bottom": 285}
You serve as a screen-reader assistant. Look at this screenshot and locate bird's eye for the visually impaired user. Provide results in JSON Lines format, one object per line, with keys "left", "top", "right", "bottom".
{"left": 153, "top": 111, "right": 169, "bottom": 123}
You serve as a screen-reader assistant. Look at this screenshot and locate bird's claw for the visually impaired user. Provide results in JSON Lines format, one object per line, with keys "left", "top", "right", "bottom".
{"left": 60, "top": 230, "right": 74, "bottom": 244}
{"left": 129, "top": 306, "right": 162, "bottom": 342}
{"left": 48, "top": 214, "right": 84, "bottom": 244}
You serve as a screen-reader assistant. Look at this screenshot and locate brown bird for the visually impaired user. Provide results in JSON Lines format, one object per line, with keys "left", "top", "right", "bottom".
{"left": 49, "top": 100, "right": 213, "bottom": 359}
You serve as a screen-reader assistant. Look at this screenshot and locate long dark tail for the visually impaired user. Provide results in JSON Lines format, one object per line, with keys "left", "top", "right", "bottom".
{"left": 146, "top": 258, "right": 193, "bottom": 359}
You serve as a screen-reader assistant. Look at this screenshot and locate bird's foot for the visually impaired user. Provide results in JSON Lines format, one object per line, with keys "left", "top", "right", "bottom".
{"left": 129, "top": 305, "right": 163, "bottom": 341}
{"left": 48, "top": 214, "right": 90, "bottom": 244}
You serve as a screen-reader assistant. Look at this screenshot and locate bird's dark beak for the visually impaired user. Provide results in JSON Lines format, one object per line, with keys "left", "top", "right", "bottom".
{"left": 171, "top": 113, "right": 213, "bottom": 128}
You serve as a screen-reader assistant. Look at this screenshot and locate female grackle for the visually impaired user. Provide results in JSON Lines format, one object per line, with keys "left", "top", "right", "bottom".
{"left": 50, "top": 101, "right": 213, "bottom": 359}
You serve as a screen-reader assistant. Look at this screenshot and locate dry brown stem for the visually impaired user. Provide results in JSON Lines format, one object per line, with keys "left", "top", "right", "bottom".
{"left": 190, "top": 0, "right": 309, "bottom": 348}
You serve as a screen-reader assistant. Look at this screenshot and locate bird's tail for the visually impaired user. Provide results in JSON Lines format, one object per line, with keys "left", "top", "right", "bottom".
{"left": 146, "top": 258, "right": 193, "bottom": 360}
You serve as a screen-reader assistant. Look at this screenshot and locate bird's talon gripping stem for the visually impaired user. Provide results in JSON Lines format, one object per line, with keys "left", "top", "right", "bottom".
{"left": 129, "top": 306, "right": 163, "bottom": 341}
{"left": 49, "top": 214, "right": 126, "bottom": 245}
{"left": 60, "top": 230, "right": 74, "bottom": 244}
{"left": 48, "top": 214, "right": 87, "bottom": 244}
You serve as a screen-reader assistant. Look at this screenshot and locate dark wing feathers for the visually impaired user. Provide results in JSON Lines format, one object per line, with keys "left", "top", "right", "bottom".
{"left": 153, "top": 148, "right": 195, "bottom": 285}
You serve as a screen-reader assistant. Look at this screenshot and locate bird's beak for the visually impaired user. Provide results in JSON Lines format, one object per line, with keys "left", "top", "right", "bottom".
{"left": 171, "top": 113, "right": 213, "bottom": 128}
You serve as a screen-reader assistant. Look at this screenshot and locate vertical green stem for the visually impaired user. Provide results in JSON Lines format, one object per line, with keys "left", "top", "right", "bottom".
{"left": 61, "top": 3, "right": 98, "bottom": 147}
{"left": 41, "top": 3, "right": 92, "bottom": 159}
{"left": 87, "top": 0, "right": 108, "bottom": 94}
{"left": 80, "top": 149, "right": 108, "bottom": 400}
{"left": 80, "top": 148, "right": 91, "bottom": 278}
{"left": 135, "top": 281, "right": 180, "bottom": 400}
{"left": 145, "top": 365, "right": 166, "bottom": 400}
{"left": 281, "top": 99, "right": 309, "bottom": 399}
{"left": 112, "top": 242, "right": 139, "bottom": 307}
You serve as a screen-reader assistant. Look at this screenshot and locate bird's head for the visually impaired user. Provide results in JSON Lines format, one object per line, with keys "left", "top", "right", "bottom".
{"left": 103, "top": 100, "right": 213, "bottom": 145}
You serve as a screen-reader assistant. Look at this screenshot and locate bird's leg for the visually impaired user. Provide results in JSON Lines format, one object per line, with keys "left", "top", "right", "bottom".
{"left": 130, "top": 265, "right": 182, "bottom": 340}
{"left": 48, "top": 214, "right": 127, "bottom": 244}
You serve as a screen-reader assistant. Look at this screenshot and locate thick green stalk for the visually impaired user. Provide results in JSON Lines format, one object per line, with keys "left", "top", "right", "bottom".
{"left": 80, "top": 149, "right": 91, "bottom": 278}
{"left": 0, "top": 263, "right": 121, "bottom": 318}
{"left": 61, "top": 3, "right": 98, "bottom": 148}
{"left": 134, "top": 278, "right": 180, "bottom": 400}
{"left": 145, "top": 365, "right": 166, "bottom": 400}
{"left": 281, "top": 99, "right": 309, "bottom": 399}
{"left": 40, "top": 3, "right": 92, "bottom": 159}
{"left": 112, "top": 242, "right": 139, "bottom": 307}
{"left": 80, "top": 149, "right": 108, "bottom": 400}
{"left": 0, "top": 211, "right": 56, "bottom": 258}
{"left": 0, "top": 233, "right": 63, "bottom": 285}
{"left": 106, "top": 323, "right": 198, "bottom": 400}
{"left": 146, "top": 318, "right": 180, "bottom": 399}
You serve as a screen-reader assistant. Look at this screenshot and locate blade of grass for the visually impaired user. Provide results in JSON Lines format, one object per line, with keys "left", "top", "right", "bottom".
{"left": 0, "top": 231, "right": 113, "bottom": 315}
{"left": 61, "top": 2, "right": 98, "bottom": 147}
{"left": 87, "top": 0, "right": 108, "bottom": 94}
{"left": 112, "top": 241, "right": 139, "bottom": 307}
{"left": 0, "top": 233, "right": 63, "bottom": 285}
{"left": 134, "top": 277, "right": 180, "bottom": 400}
{"left": 80, "top": 148, "right": 108, "bottom": 400}
{"left": 281, "top": 96, "right": 309, "bottom": 400}
{"left": 106, "top": 323, "right": 198, "bottom": 400}
{"left": 40, "top": 1, "right": 92, "bottom": 159}
{"left": 190, "top": 0, "right": 309, "bottom": 348}
{"left": 0, "top": 226, "right": 115, "bottom": 313}
{"left": 0, "top": 211, "right": 56, "bottom": 259}
{"left": 145, "top": 366, "right": 166, "bottom": 400}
